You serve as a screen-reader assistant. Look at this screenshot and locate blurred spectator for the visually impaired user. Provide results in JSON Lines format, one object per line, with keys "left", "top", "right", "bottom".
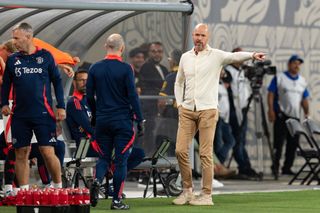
{"left": 140, "top": 41, "right": 168, "bottom": 95}
{"left": 139, "top": 42, "right": 168, "bottom": 153}
{"left": 225, "top": 47, "right": 259, "bottom": 178}
{"left": 158, "top": 49, "right": 182, "bottom": 118}
{"left": 129, "top": 47, "right": 145, "bottom": 95}
{"left": 155, "top": 49, "right": 182, "bottom": 155}
{"left": 139, "top": 42, "right": 151, "bottom": 61}
{"left": 268, "top": 54, "right": 309, "bottom": 176}
{"left": 214, "top": 70, "right": 236, "bottom": 164}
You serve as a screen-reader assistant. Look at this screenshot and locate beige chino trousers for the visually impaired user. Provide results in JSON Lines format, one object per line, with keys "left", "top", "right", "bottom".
{"left": 175, "top": 106, "right": 218, "bottom": 194}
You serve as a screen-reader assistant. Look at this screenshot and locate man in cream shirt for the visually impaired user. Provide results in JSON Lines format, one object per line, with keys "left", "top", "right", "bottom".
{"left": 173, "top": 23, "right": 265, "bottom": 206}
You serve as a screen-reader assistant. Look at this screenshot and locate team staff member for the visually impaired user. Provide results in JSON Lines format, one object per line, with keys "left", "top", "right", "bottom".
{"left": 1, "top": 22, "right": 65, "bottom": 190}
{"left": 66, "top": 69, "right": 99, "bottom": 157}
{"left": 87, "top": 34, "right": 144, "bottom": 210}
{"left": 68, "top": 69, "right": 144, "bottom": 199}
{"left": 0, "top": 38, "right": 76, "bottom": 198}
{"left": 173, "top": 23, "right": 265, "bottom": 206}
{"left": 1, "top": 38, "right": 79, "bottom": 146}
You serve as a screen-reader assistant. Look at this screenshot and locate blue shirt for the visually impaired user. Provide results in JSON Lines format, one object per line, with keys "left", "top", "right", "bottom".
{"left": 86, "top": 55, "right": 143, "bottom": 122}
{"left": 1, "top": 48, "right": 65, "bottom": 119}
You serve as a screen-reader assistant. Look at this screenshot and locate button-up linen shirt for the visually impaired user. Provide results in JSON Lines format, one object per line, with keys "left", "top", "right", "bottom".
{"left": 174, "top": 45, "right": 253, "bottom": 111}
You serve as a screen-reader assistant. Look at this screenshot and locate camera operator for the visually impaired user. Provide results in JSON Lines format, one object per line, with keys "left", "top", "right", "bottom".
{"left": 267, "top": 55, "right": 309, "bottom": 176}
{"left": 224, "top": 47, "right": 259, "bottom": 179}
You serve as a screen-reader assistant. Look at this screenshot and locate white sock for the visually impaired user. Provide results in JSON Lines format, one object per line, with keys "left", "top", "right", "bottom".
{"left": 20, "top": 185, "right": 29, "bottom": 190}
{"left": 52, "top": 182, "right": 62, "bottom": 188}
{"left": 4, "top": 184, "right": 13, "bottom": 192}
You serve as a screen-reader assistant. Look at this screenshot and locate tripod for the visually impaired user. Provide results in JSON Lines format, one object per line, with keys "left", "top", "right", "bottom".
{"left": 64, "top": 138, "right": 91, "bottom": 188}
{"left": 241, "top": 86, "right": 278, "bottom": 180}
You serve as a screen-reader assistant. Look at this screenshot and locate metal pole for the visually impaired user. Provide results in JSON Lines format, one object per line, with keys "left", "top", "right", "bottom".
{"left": 0, "top": 0, "right": 193, "bottom": 13}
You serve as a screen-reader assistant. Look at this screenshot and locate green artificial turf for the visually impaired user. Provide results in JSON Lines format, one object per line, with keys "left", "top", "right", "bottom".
{"left": 3, "top": 190, "right": 320, "bottom": 213}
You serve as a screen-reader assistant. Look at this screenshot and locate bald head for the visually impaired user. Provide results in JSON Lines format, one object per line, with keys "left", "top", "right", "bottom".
{"left": 105, "top": 33, "right": 125, "bottom": 55}
{"left": 192, "top": 23, "right": 209, "bottom": 52}
{"left": 194, "top": 23, "right": 209, "bottom": 32}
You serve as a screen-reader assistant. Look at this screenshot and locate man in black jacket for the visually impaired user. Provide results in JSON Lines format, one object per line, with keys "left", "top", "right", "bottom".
{"left": 139, "top": 42, "right": 168, "bottom": 153}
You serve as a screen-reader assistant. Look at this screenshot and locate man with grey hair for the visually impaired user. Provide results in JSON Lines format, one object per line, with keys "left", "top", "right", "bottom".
{"left": 87, "top": 33, "right": 144, "bottom": 210}
{"left": 1, "top": 22, "right": 65, "bottom": 190}
{"left": 173, "top": 23, "right": 265, "bottom": 206}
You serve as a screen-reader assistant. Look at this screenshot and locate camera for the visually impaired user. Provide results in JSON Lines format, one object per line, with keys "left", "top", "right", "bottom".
{"left": 243, "top": 60, "right": 276, "bottom": 89}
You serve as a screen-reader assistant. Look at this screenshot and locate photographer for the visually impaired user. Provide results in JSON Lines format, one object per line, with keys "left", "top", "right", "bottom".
{"left": 224, "top": 47, "right": 259, "bottom": 178}
{"left": 267, "top": 55, "right": 309, "bottom": 176}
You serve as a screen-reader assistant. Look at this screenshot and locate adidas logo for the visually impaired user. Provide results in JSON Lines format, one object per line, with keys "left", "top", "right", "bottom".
{"left": 14, "top": 60, "right": 21, "bottom": 66}
{"left": 49, "top": 137, "right": 57, "bottom": 143}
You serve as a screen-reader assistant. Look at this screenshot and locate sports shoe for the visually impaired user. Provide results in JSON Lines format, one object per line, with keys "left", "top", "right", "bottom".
{"left": 100, "top": 183, "right": 126, "bottom": 199}
{"left": 111, "top": 199, "right": 130, "bottom": 210}
{"left": 90, "top": 180, "right": 100, "bottom": 207}
{"left": 189, "top": 193, "right": 214, "bottom": 206}
{"left": 212, "top": 179, "right": 224, "bottom": 188}
{"left": 172, "top": 190, "right": 194, "bottom": 205}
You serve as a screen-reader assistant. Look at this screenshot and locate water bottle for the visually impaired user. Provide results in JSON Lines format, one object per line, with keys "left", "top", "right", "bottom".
{"left": 41, "top": 189, "right": 49, "bottom": 205}
{"left": 75, "top": 188, "right": 83, "bottom": 205}
{"left": 51, "top": 189, "right": 59, "bottom": 206}
{"left": 16, "top": 190, "right": 25, "bottom": 206}
{"left": 25, "top": 189, "right": 33, "bottom": 205}
{"left": 33, "top": 189, "right": 41, "bottom": 205}
{"left": 59, "top": 188, "right": 69, "bottom": 205}
{"left": 82, "top": 188, "right": 90, "bottom": 205}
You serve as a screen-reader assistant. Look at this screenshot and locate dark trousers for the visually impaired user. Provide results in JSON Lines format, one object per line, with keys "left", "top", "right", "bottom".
{"left": 214, "top": 118, "right": 236, "bottom": 164}
{"left": 95, "top": 118, "right": 134, "bottom": 201}
{"left": 272, "top": 113, "right": 299, "bottom": 172}
{"left": 229, "top": 108, "right": 252, "bottom": 173}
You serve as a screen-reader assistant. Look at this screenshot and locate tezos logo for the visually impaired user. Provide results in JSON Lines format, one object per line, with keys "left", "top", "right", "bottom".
{"left": 15, "top": 67, "right": 22, "bottom": 77}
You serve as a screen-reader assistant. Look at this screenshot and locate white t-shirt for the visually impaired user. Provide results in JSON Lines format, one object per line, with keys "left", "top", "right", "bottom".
{"left": 224, "top": 65, "right": 250, "bottom": 125}
{"left": 218, "top": 83, "right": 230, "bottom": 123}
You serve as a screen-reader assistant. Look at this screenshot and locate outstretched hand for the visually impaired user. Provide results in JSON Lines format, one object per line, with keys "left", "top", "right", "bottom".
{"left": 252, "top": 52, "right": 266, "bottom": 61}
